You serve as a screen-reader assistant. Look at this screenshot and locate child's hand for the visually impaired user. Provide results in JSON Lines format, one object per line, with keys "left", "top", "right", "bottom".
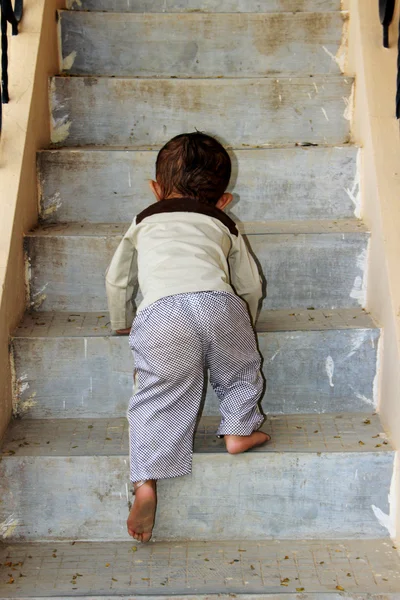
{"left": 116, "top": 328, "right": 131, "bottom": 335}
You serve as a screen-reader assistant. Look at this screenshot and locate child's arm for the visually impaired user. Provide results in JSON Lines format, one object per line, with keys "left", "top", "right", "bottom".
{"left": 105, "top": 219, "right": 138, "bottom": 333}
{"left": 228, "top": 232, "right": 263, "bottom": 325}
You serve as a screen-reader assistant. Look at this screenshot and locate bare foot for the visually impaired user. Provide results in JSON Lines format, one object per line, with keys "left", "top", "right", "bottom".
{"left": 127, "top": 480, "right": 157, "bottom": 542}
{"left": 224, "top": 431, "right": 270, "bottom": 455}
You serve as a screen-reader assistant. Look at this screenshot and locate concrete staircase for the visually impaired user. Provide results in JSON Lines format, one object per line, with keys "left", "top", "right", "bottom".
{"left": 1, "top": 0, "right": 400, "bottom": 597}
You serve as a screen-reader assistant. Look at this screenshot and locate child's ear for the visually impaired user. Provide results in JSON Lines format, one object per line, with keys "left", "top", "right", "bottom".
{"left": 216, "top": 193, "right": 233, "bottom": 211}
{"left": 149, "top": 180, "right": 163, "bottom": 202}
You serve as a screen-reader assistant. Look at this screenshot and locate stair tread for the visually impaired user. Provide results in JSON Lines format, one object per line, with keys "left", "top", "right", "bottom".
{"left": 28, "top": 219, "right": 368, "bottom": 238}
{"left": 50, "top": 75, "right": 353, "bottom": 147}
{"left": 13, "top": 308, "right": 377, "bottom": 338}
{"left": 59, "top": 11, "right": 345, "bottom": 77}
{"left": 1, "top": 413, "right": 392, "bottom": 457}
{"left": 66, "top": 0, "right": 342, "bottom": 13}
{"left": 0, "top": 538, "right": 399, "bottom": 596}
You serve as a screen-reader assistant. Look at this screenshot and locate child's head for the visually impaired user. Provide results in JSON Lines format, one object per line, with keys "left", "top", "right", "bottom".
{"left": 150, "top": 132, "right": 232, "bottom": 208}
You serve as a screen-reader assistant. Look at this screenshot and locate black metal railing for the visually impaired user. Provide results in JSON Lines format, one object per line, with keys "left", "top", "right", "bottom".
{"left": 379, "top": 0, "right": 400, "bottom": 117}
{"left": 0, "top": 0, "right": 23, "bottom": 132}
{"left": 380, "top": 0, "right": 395, "bottom": 47}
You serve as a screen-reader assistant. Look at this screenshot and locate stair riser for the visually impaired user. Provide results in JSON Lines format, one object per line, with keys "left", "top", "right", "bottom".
{"left": 66, "top": 0, "right": 342, "bottom": 13}
{"left": 38, "top": 148, "right": 359, "bottom": 223}
{"left": 12, "top": 328, "right": 379, "bottom": 418}
{"left": 26, "top": 232, "right": 368, "bottom": 312}
{"left": 60, "top": 12, "right": 345, "bottom": 77}
{"left": 0, "top": 453, "right": 393, "bottom": 541}
{"left": 50, "top": 77, "right": 353, "bottom": 147}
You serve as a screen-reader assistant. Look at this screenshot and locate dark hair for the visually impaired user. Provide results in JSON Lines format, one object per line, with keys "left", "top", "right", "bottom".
{"left": 155, "top": 132, "right": 231, "bottom": 205}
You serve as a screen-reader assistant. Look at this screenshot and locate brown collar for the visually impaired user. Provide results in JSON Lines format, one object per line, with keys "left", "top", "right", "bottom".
{"left": 136, "top": 197, "right": 238, "bottom": 237}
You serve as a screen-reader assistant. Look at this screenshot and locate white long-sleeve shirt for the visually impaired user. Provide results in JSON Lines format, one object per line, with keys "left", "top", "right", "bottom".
{"left": 105, "top": 198, "right": 263, "bottom": 330}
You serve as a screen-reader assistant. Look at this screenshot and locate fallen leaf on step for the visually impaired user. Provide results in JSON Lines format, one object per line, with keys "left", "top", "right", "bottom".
{"left": 105, "top": 563, "right": 110, "bottom": 567}
{"left": 284, "top": 555, "right": 289, "bottom": 560}
{"left": 130, "top": 546, "right": 137, "bottom": 552}
{"left": 296, "top": 587, "right": 305, "bottom": 592}
{"left": 112, "top": 578, "right": 118, "bottom": 582}
{"left": 363, "top": 419, "right": 371, "bottom": 425}
{"left": 375, "top": 444, "right": 382, "bottom": 448}
{"left": 336, "top": 585, "right": 345, "bottom": 591}
{"left": 358, "top": 440, "right": 365, "bottom": 445}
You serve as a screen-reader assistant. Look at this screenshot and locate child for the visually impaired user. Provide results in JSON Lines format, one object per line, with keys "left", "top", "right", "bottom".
{"left": 105, "top": 132, "right": 270, "bottom": 543}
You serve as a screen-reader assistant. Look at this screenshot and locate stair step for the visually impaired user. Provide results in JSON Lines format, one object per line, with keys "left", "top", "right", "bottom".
{"left": 12, "top": 309, "right": 379, "bottom": 418}
{"left": 25, "top": 220, "right": 368, "bottom": 313}
{"left": 38, "top": 146, "right": 359, "bottom": 223}
{"left": 1, "top": 539, "right": 399, "bottom": 598}
{"left": 66, "top": 0, "right": 342, "bottom": 13}
{"left": 50, "top": 76, "right": 353, "bottom": 147}
{"left": 0, "top": 414, "right": 393, "bottom": 541}
{"left": 59, "top": 11, "right": 345, "bottom": 77}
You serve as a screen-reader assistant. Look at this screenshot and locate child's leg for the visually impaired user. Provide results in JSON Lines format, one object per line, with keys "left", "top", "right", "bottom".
{"left": 206, "top": 294, "right": 270, "bottom": 453}
{"left": 127, "top": 296, "right": 206, "bottom": 540}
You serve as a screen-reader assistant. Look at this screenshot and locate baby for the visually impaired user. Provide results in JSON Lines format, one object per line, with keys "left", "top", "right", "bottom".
{"left": 106, "top": 132, "right": 270, "bottom": 542}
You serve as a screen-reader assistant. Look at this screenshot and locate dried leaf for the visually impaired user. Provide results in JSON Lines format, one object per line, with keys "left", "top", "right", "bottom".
{"left": 358, "top": 440, "right": 365, "bottom": 446}
{"left": 72, "top": 446, "right": 78, "bottom": 449}
{"left": 334, "top": 435, "right": 341, "bottom": 438}
{"left": 88, "top": 425, "right": 94, "bottom": 429}
{"left": 296, "top": 587, "right": 305, "bottom": 592}
{"left": 336, "top": 585, "right": 345, "bottom": 591}
{"left": 284, "top": 555, "right": 289, "bottom": 560}
{"left": 105, "top": 438, "right": 112, "bottom": 441}
{"left": 131, "top": 546, "right": 137, "bottom": 552}
{"left": 363, "top": 419, "right": 371, "bottom": 425}
{"left": 347, "top": 573, "right": 352, "bottom": 577}
{"left": 250, "top": 565, "right": 255, "bottom": 570}
{"left": 238, "top": 549, "right": 246, "bottom": 552}
{"left": 112, "top": 577, "right": 118, "bottom": 582}
{"left": 281, "top": 577, "right": 290, "bottom": 583}
{"left": 320, "top": 561, "right": 325, "bottom": 564}
{"left": 375, "top": 444, "right": 382, "bottom": 448}
{"left": 314, "top": 430, "right": 319, "bottom": 434}
{"left": 372, "top": 434, "right": 380, "bottom": 438}
{"left": 204, "top": 558, "right": 209, "bottom": 562}
{"left": 280, "top": 582, "right": 288, "bottom": 587}
{"left": 6, "top": 577, "right": 14, "bottom": 585}
{"left": 105, "top": 563, "right": 110, "bottom": 567}
{"left": 142, "top": 578, "right": 150, "bottom": 581}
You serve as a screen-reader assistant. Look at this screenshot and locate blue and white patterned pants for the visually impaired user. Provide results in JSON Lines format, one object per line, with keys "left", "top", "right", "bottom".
{"left": 128, "top": 291, "right": 264, "bottom": 483}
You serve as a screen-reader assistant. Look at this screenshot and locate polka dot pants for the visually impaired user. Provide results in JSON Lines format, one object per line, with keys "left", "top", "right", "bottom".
{"left": 128, "top": 291, "right": 264, "bottom": 483}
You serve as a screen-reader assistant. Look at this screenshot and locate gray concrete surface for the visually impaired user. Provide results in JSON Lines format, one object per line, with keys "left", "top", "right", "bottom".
{"left": 66, "top": 0, "right": 342, "bottom": 12}
{"left": 12, "top": 309, "right": 379, "bottom": 418}
{"left": 25, "top": 222, "right": 369, "bottom": 312}
{"left": 50, "top": 76, "right": 353, "bottom": 147}
{"left": 59, "top": 12, "right": 345, "bottom": 77}
{"left": 0, "top": 538, "right": 399, "bottom": 597}
{"left": 0, "top": 414, "right": 394, "bottom": 541}
{"left": 38, "top": 147, "right": 359, "bottom": 223}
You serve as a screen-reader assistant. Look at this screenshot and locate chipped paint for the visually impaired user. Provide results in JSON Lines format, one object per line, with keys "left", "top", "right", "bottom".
{"left": 41, "top": 192, "right": 62, "bottom": 218}
{"left": 325, "top": 356, "right": 335, "bottom": 387}
{"left": 322, "top": 13, "right": 348, "bottom": 73}
{"left": 51, "top": 117, "right": 72, "bottom": 144}
{"left": 0, "top": 516, "right": 19, "bottom": 539}
{"left": 345, "top": 148, "right": 361, "bottom": 218}
{"left": 343, "top": 83, "right": 355, "bottom": 122}
{"left": 62, "top": 50, "right": 77, "bottom": 71}
{"left": 350, "top": 245, "right": 368, "bottom": 307}
{"left": 321, "top": 107, "right": 329, "bottom": 122}
{"left": 346, "top": 329, "right": 368, "bottom": 359}
{"left": 372, "top": 453, "right": 397, "bottom": 538}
